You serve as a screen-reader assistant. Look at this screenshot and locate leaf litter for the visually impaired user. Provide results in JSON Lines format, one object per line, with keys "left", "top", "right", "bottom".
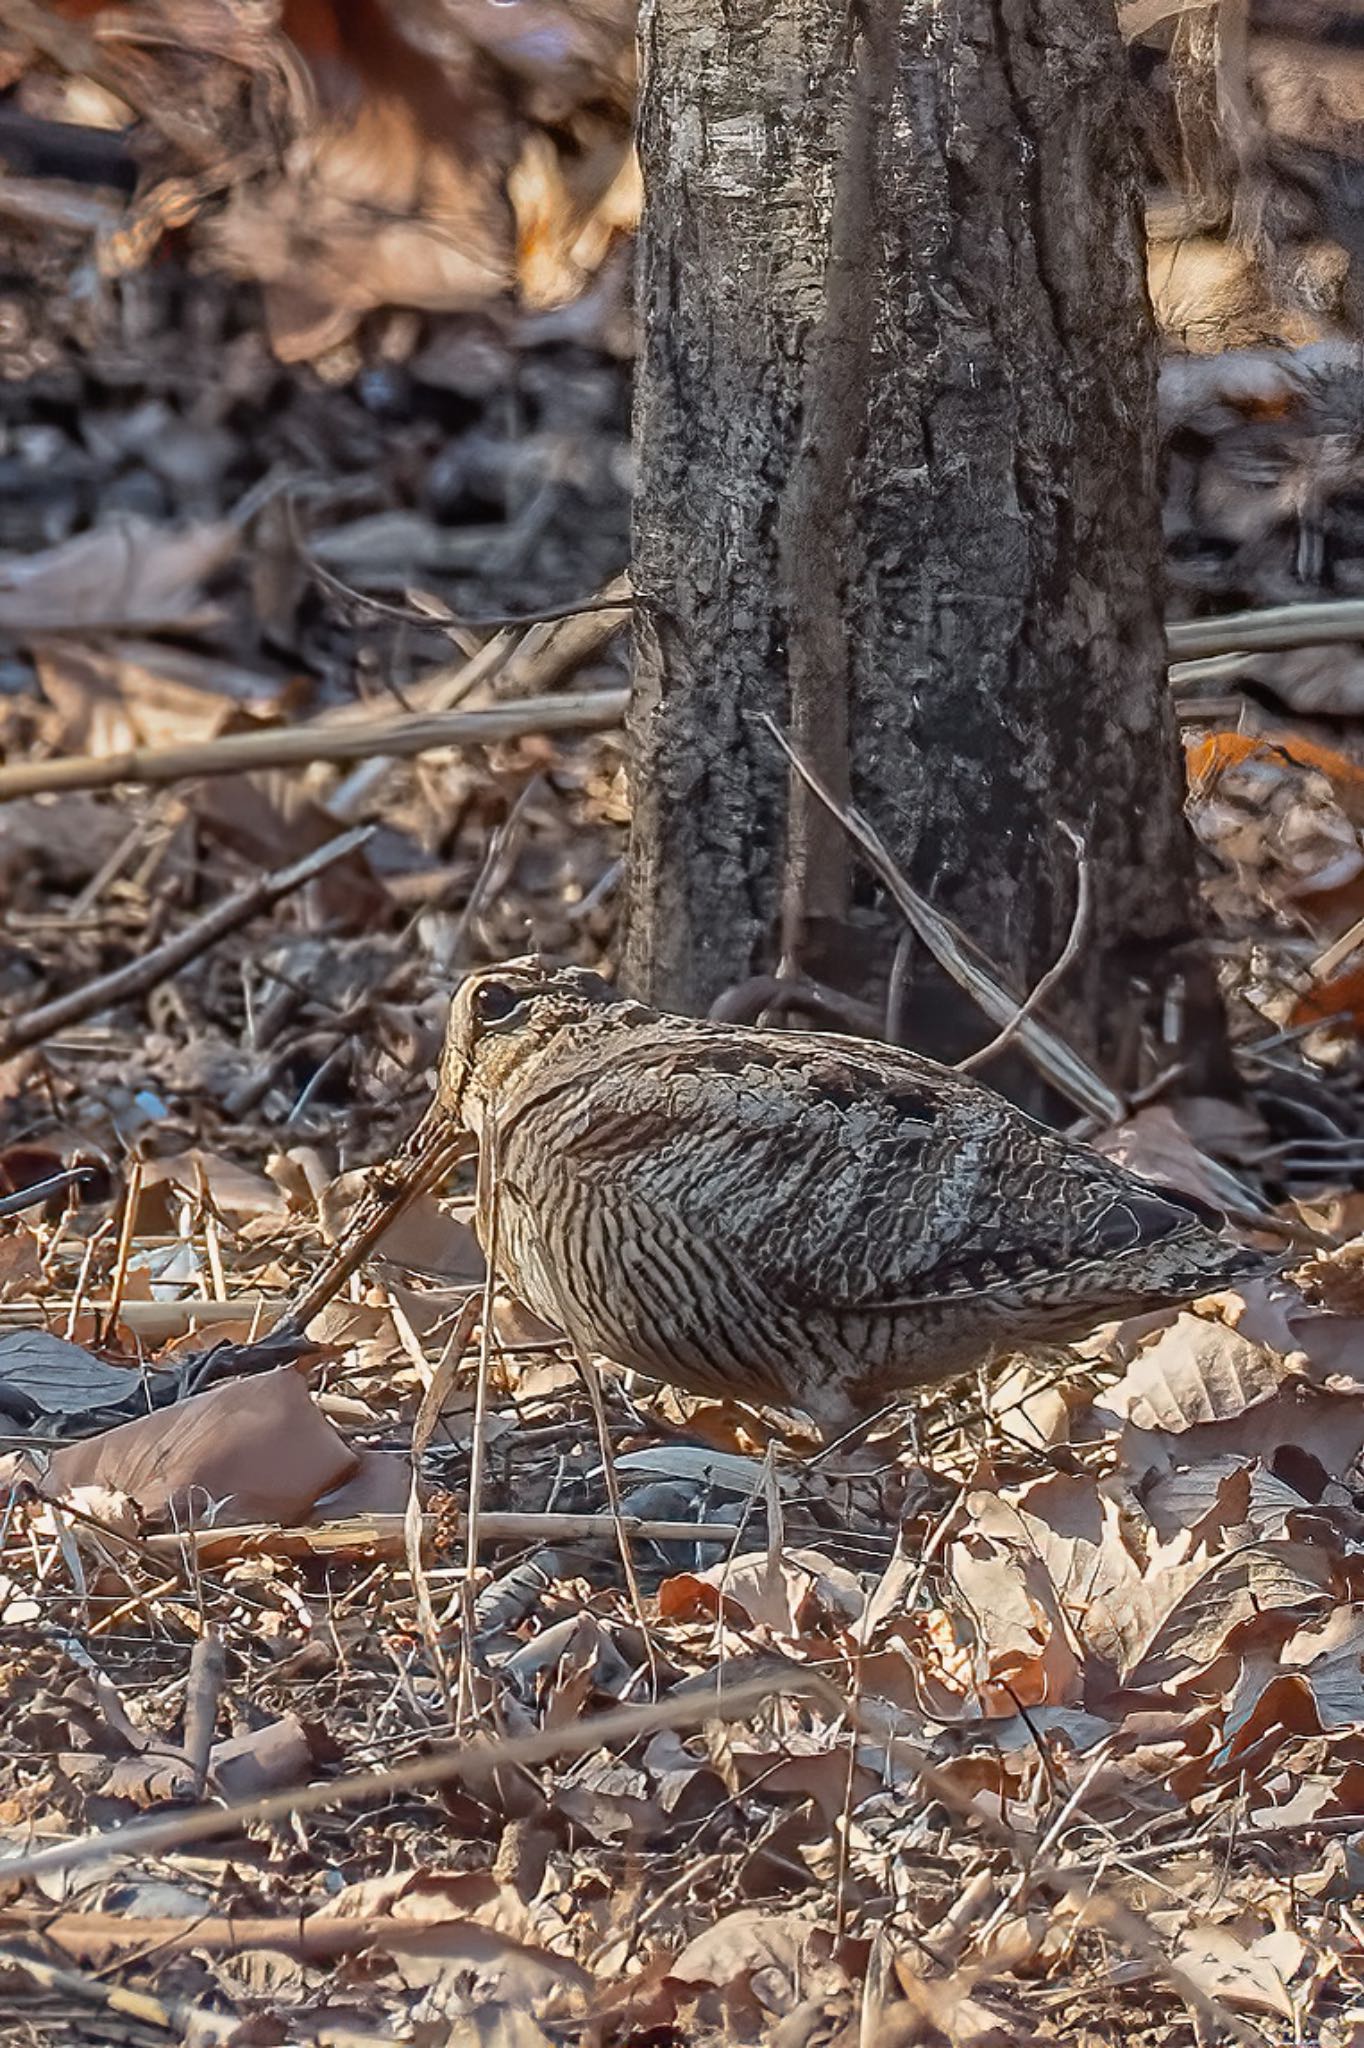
{"left": 11, "top": 6, "right": 1364, "bottom": 2047}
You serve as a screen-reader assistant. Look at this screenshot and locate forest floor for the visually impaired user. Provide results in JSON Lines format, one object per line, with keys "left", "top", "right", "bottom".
{"left": 11, "top": 34, "right": 1364, "bottom": 2048}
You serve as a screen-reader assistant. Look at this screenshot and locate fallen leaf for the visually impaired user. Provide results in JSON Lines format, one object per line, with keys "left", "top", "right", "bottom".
{"left": 1174, "top": 1922, "right": 1297, "bottom": 2018}
{"left": 0, "top": 1330, "right": 137, "bottom": 1425}
{"left": 1118, "top": 1542, "right": 1332, "bottom": 1688}
{"left": 1282, "top": 1607, "right": 1364, "bottom": 1730}
{"left": 667, "top": 1908, "right": 831, "bottom": 1992}
{"left": 139, "top": 1150, "right": 288, "bottom": 1227}
{"left": 35, "top": 637, "right": 293, "bottom": 754}
{"left": 1093, "top": 1103, "right": 1250, "bottom": 1213}
{"left": 1106, "top": 1312, "right": 1297, "bottom": 1432}
{"left": 0, "top": 517, "right": 235, "bottom": 633}
{"left": 25, "top": 1367, "right": 357, "bottom": 1526}
{"left": 659, "top": 1548, "right": 863, "bottom": 1637}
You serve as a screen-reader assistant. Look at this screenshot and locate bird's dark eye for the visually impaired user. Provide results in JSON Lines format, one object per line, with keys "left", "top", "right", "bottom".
{"left": 473, "top": 980, "right": 521, "bottom": 1027}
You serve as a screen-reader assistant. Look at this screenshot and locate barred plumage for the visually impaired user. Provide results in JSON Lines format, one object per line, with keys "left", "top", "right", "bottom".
{"left": 431, "top": 958, "right": 1269, "bottom": 1436}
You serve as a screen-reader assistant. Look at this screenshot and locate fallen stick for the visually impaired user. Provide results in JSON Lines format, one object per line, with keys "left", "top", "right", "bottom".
{"left": 142, "top": 1510, "right": 744, "bottom": 1565}
{"left": 278, "top": 1125, "right": 475, "bottom": 1336}
{"left": 0, "top": 1908, "right": 557, "bottom": 1966}
{"left": 761, "top": 718, "right": 1126, "bottom": 1124}
{"left": 0, "top": 689, "right": 628, "bottom": 802}
{"left": 0, "top": 1299, "right": 269, "bottom": 1335}
{"left": 0, "top": 175, "right": 124, "bottom": 237}
{"left": 0, "top": 827, "right": 371, "bottom": 1059}
{"left": 0, "top": 1949, "right": 235, "bottom": 2045}
{"left": 0, "top": 1669, "right": 839, "bottom": 1885}
{"left": 325, "top": 581, "right": 629, "bottom": 819}
{"left": 322, "top": 629, "right": 518, "bottom": 820}
{"left": 1167, "top": 599, "right": 1364, "bottom": 660}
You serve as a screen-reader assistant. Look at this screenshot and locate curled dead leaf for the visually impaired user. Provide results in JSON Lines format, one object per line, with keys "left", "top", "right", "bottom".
{"left": 1106, "top": 1312, "right": 1298, "bottom": 1432}
{"left": 0, "top": 517, "right": 235, "bottom": 634}
{"left": 659, "top": 1549, "right": 863, "bottom": 1638}
{"left": 22, "top": 1367, "right": 357, "bottom": 1527}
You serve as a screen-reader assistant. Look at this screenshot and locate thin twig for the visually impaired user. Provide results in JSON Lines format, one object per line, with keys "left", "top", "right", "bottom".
{"left": 0, "top": 1669, "right": 840, "bottom": 1886}
{"left": 323, "top": 629, "right": 519, "bottom": 822}
{"left": 0, "top": 827, "right": 372, "bottom": 1060}
{"left": 142, "top": 1513, "right": 760, "bottom": 1564}
{"left": 576, "top": 1345, "right": 662, "bottom": 1698}
{"left": 180, "top": 1633, "right": 227, "bottom": 1799}
{"left": 101, "top": 1155, "right": 143, "bottom": 1340}
{"left": 709, "top": 974, "right": 883, "bottom": 1035}
{"left": 0, "top": 1169, "right": 93, "bottom": 1218}
{"left": 0, "top": 691, "right": 627, "bottom": 801}
{"left": 406, "top": 1298, "right": 479, "bottom": 1723}
{"left": 760, "top": 718, "right": 1124, "bottom": 1122}
{"left": 911, "top": 1756, "right": 1265, "bottom": 2048}
{"left": 295, "top": 531, "right": 633, "bottom": 633}
{"left": 957, "top": 822, "right": 1090, "bottom": 1073}
{"left": 0, "top": 1907, "right": 570, "bottom": 1966}
{"left": 1310, "top": 908, "right": 1364, "bottom": 986}
{"left": 0, "top": 1948, "right": 235, "bottom": 2043}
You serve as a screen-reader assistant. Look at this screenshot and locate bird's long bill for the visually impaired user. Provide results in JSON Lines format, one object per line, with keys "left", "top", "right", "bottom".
{"left": 276, "top": 1102, "right": 475, "bottom": 1336}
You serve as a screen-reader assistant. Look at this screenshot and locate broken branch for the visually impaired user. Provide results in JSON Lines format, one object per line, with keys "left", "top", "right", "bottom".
{"left": 0, "top": 690, "right": 628, "bottom": 801}
{"left": 0, "top": 827, "right": 371, "bottom": 1059}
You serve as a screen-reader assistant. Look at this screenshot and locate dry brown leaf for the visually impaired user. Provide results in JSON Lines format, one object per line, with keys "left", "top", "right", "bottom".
{"left": 385, "top": 1920, "right": 592, "bottom": 2006}
{"left": 1106, "top": 1311, "right": 1297, "bottom": 1431}
{"left": 940, "top": 1528, "right": 1083, "bottom": 1711}
{"left": 0, "top": 1230, "right": 41, "bottom": 1300}
{"left": 1143, "top": 1456, "right": 1306, "bottom": 1544}
{"left": 0, "top": 517, "right": 235, "bottom": 633}
{"left": 1290, "top": 1238, "right": 1364, "bottom": 1320}
{"left": 1186, "top": 736, "right": 1364, "bottom": 909}
{"left": 322, "top": 1869, "right": 525, "bottom": 1935}
{"left": 659, "top": 1548, "right": 863, "bottom": 1638}
{"left": 667, "top": 1908, "right": 833, "bottom": 1993}
{"left": 313, "top": 1449, "right": 416, "bottom": 1519}
{"left": 1229, "top": 1275, "right": 1364, "bottom": 1388}
{"left": 1124, "top": 1381, "right": 1364, "bottom": 1490}
{"left": 885, "top": 1958, "right": 1048, "bottom": 2048}
{"left": 208, "top": 90, "right": 515, "bottom": 361}
{"left": 333, "top": 1875, "right": 589, "bottom": 2007}
{"left": 728, "top": 1739, "right": 877, "bottom": 1826}
{"left": 1281, "top": 1607, "right": 1364, "bottom": 1730}
{"left": 1173, "top": 1923, "right": 1299, "bottom": 2018}
{"left": 1116, "top": 1542, "right": 1332, "bottom": 1689}
{"left": 34, "top": 638, "right": 292, "bottom": 754}
{"left": 1092, "top": 1103, "right": 1244, "bottom": 1213}
{"left": 970, "top": 1474, "right": 1139, "bottom": 1615}
{"left": 138, "top": 1150, "right": 287, "bottom": 1228}
{"left": 30, "top": 1367, "right": 357, "bottom": 1526}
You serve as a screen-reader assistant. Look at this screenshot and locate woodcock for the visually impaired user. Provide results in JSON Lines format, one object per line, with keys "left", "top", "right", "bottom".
{"left": 410, "top": 958, "right": 1270, "bottom": 1437}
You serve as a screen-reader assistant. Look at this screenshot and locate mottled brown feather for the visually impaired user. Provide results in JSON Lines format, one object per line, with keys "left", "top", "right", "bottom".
{"left": 435, "top": 959, "right": 1269, "bottom": 1434}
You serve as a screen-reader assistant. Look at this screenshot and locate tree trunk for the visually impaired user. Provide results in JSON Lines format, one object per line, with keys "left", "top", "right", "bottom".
{"left": 625, "top": 0, "right": 1214, "bottom": 1103}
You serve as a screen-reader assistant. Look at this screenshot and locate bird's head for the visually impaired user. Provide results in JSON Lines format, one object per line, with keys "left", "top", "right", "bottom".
{"left": 436, "top": 956, "right": 633, "bottom": 1132}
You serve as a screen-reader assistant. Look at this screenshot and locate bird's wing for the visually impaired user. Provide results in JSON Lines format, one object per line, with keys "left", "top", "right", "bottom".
{"left": 511, "top": 1024, "right": 1208, "bottom": 1315}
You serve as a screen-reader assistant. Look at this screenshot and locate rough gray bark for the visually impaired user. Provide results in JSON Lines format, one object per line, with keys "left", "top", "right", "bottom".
{"left": 625, "top": 0, "right": 1212, "bottom": 1095}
